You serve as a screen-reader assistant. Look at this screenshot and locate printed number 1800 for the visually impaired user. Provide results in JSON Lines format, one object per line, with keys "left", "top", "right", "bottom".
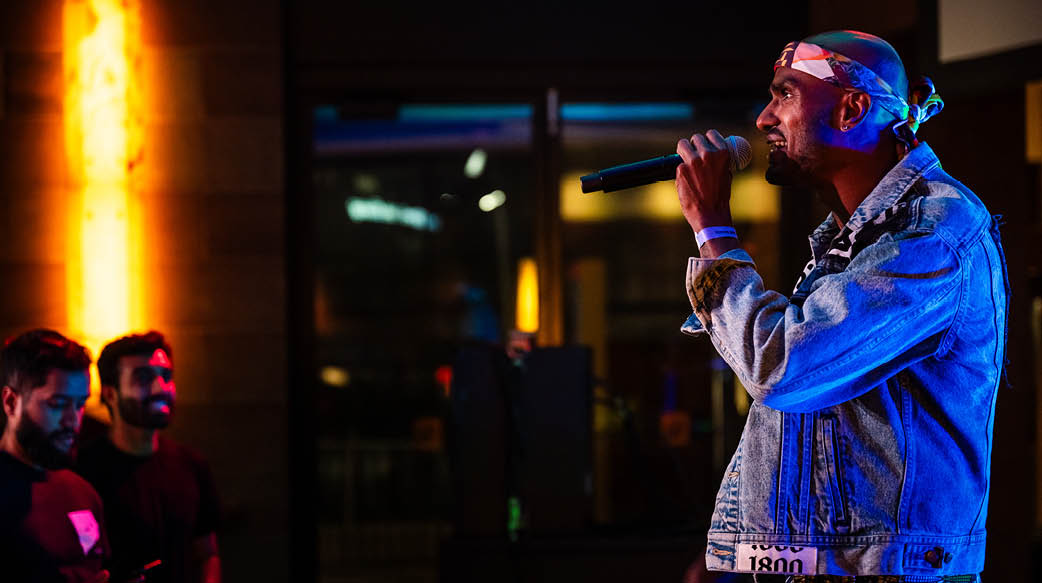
{"left": 735, "top": 544, "right": 818, "bottom": 575}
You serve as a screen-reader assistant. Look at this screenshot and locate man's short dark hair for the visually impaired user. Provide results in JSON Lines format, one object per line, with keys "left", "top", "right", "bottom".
{"left": 97, "top": 331, "right": 173, "bottom": 389}
{"left": 0, "top": 329, "right": 92, "bottom": 397}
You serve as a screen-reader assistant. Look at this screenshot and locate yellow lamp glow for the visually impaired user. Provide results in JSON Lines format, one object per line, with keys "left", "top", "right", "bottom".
{"left": 559, "top": 170, "right": 779, "bottom": 223}
{"left": 64, "top": 0, "right": 143, "bottom": 414}
{"left": 319, "top": 366, "right": 351, "bottom": 388}
{"left": 515, "top": 257, "right": 539, "bottom": 333}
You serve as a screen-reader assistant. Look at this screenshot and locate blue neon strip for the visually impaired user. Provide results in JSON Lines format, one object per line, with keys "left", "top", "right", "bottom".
{"left": 313, "top": 105, "right": 339, "bottom": 123}
{"left": 317, "top": 102, "right": 692, "bottom": 124}
{"left": 314, "top": 120, "right": 508, "bottom": 140}
{"left": 398, "top": 104, "right": 533, "bottom": 122}
{"left": 561, "top": 103, "right": 694, "bottom": 122}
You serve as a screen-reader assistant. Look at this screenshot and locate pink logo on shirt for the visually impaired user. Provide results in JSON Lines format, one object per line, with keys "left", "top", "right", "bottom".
{"left": 67, "top": 510, "right": 100, "bottom": 555}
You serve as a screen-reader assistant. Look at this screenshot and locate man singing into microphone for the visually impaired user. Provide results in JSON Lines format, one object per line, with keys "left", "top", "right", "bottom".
{"left": 677, "top": 31, "right": 1006, "bottom": 582}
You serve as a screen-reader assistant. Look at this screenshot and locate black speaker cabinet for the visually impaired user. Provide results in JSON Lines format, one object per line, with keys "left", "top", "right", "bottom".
{"left": 450, "top": 343, "right": 508, "bottom": 536}
{"left": 450, "top": 344, "right": 592, "bottom": 536}
{"left": 519, "top": 346, "right": 592, "bottom": 533}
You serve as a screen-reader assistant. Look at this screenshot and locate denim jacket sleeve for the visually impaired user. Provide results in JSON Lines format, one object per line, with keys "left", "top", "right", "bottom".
{"left": 682, "top": 230, "right": 962, "bottom": 412}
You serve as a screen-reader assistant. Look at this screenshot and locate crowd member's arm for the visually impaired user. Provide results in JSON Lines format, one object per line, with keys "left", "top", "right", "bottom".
{"left": 193, "top": 533, "right": 220, "bottom": 583}
{"left": 194, "top": 456, "right": 222, "bottom": 583}
{"left": 92, "top": 483, "right": 113, "bottom": 583}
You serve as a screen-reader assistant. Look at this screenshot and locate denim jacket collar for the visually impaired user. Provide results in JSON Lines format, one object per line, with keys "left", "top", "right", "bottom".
{"left": 807, "top": 143, "right": 942, "bottom": 260}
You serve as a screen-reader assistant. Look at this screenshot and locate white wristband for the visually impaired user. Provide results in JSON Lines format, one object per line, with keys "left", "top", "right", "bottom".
{"left": 695, "top": 225, "right": 738, "bottom": 247}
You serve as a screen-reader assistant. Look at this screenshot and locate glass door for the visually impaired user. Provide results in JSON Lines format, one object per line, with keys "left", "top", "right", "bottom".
{"left": 310, "top": 101, "right": 537, "bottom": 583}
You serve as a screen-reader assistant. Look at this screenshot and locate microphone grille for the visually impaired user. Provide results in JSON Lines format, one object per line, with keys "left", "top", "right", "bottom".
{"left": 725, "top": 135, "right": 753, "bottom": 173}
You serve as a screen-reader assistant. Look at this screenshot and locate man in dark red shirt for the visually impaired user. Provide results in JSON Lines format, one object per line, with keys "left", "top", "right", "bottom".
{"left": 0, "top": 329, "right": 109, "bottom": 583}
{"left": 77, "top": 331, "right": 221, "bottom": 583}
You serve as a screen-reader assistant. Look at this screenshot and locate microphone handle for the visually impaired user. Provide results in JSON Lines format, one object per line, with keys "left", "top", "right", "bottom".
{"left": 580, "top": 154, "right": 682, "bottom": 194}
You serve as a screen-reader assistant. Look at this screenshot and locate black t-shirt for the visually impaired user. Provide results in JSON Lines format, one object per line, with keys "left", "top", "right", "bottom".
{"left": 0, "top": 451, "right": 109, "bottom": 583}
{"left": 75, "top": 437, "right": 220, "bottom": 583}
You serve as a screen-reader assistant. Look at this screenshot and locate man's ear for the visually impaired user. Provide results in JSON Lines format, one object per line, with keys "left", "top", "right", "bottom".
{"left": 2, "top": 386, "right": 20, "bottom": 419}
{"left": 101, "top": 384, "right": 117, "bottom": 408}
{"left": 836, "top": 91, "right": 872, "bottom": 131}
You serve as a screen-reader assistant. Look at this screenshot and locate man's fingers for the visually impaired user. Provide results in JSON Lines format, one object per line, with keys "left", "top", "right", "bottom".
{"left": 706, "top": 129, "right": 728, "bottom": 149}
{"left": 675, "top": 161, "right": 694, "bottom": 186}
{"left": 690, "top": 133, "right": 711, "bottom": 156}
{"left": 677, "top": 138, "right": 697, "bottom": 163}
{"left": 681, "top": 132, "right": 728, "bottom": 162}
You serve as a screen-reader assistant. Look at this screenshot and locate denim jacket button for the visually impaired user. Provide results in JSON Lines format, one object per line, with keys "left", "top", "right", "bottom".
{"left": 925, "top": 547, "right": 944, "bottom": 568}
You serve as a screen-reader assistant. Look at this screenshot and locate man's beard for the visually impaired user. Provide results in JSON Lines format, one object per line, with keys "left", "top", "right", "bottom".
{"left": 765, "top": 153, "right": 803, "bottom": 185}
{"left": 118, "top": 393, "right": 174, "bottom": 429}
{"left": 15, "top": 415, "right": 75, "bottom": 470}
{"left": 765, "top": 143, "right": 825, "bottom": 187}
{"left": 765, "top": 115, "right": 831, "bottom": 187}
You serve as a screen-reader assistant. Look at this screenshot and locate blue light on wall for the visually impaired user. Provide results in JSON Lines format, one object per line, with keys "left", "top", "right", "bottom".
{"left": 560, "top": 103, "right": 694, "bottom": 122}
{"left": 312, "top": 102, "right": 694, "bottom": 155}
{"left": 398, "top": 104, "right": 533, "bottom": 122}
{"left": 313, "top": 104, "right": 533, "bottom": 154}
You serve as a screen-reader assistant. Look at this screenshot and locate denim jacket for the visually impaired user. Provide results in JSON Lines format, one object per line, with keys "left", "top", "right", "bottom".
{"left": 681, "top": 144, "right": 1008, "bottom": 578}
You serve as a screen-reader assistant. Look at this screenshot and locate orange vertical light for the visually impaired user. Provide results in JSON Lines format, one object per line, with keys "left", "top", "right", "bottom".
{"left": 63, "top": 0, "right": 143, "bottom": 405}
{"left": 515, "top": 257, "right": 539, "bottom": 333}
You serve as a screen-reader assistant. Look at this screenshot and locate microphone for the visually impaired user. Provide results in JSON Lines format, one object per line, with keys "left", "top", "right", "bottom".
{"left": 580, "top": 135, "right": 752, "bottom": 194}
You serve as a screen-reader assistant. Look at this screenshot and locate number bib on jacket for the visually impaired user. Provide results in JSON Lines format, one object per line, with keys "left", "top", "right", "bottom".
{"left": 736, "top": 544, "right": 818, "bottom": 575}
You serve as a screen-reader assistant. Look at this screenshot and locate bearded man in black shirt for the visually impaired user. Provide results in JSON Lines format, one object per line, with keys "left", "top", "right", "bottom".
{"left": 0, "top": 329, "right": 110, "bottom": 583}
{"left": 77, "top": 331, "right": 221, "bottom": 583}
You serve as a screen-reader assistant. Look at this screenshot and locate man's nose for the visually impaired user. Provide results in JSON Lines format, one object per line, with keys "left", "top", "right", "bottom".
{"left": 756, "top": 102, "right": 778, "bottom": 134}
{"left": 153, "top": 376, "right": 175, "bottom": 395}
{"left": 62, "top": 404, "right": 83, "bottom": 430}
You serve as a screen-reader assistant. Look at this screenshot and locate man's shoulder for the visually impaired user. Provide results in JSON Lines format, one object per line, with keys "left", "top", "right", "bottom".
{"left": 50, "top": 467, "right": 95, "bottom": 489}
{"left": 910, "top": 166, "right": 992, "bottom": 251}
{"left": 0, "top": 452, "right": 96, "bottom": 500}
{"left": 156, "top": 438, "right": 219, "bottom": 511}
{"left": 48, "top": 468, "right": 104, "bottom": 507}
{"left": 157, "top": 437, "right": 211, "bottom": 471}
